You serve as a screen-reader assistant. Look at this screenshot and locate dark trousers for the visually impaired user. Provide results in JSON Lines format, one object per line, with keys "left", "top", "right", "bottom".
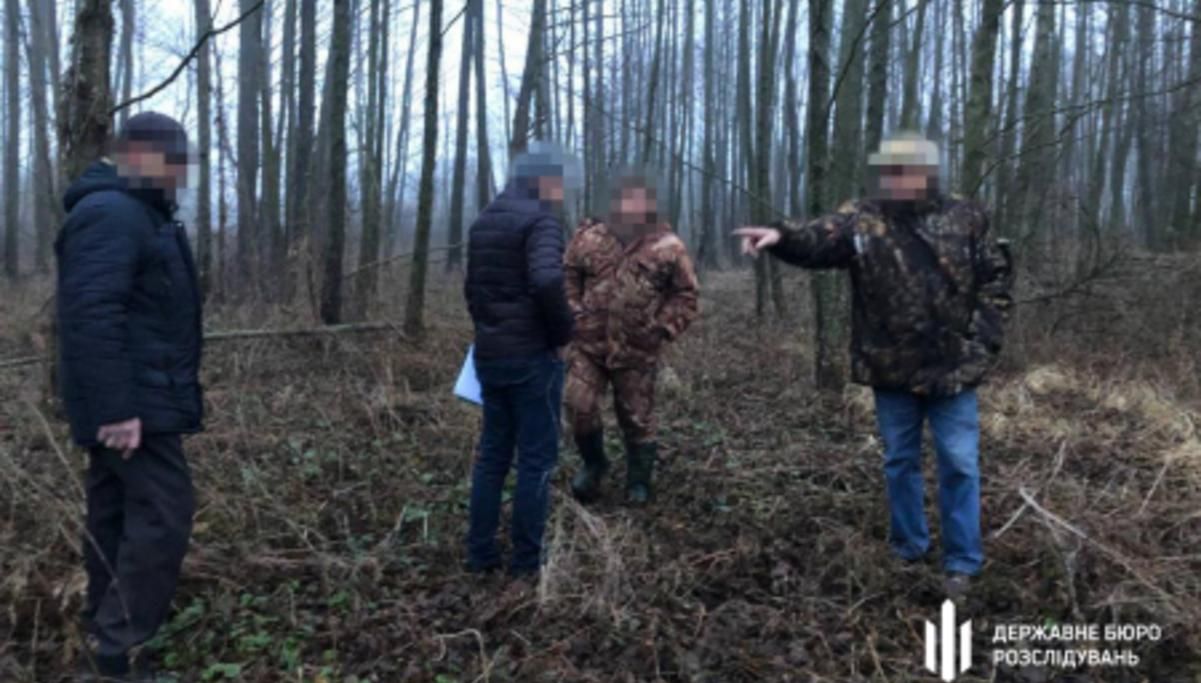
{"left": 84, "top": 433, "right": 195, "bottom": 656}
{"left": 467, "top": 351, "right": 565, "bottom": 574}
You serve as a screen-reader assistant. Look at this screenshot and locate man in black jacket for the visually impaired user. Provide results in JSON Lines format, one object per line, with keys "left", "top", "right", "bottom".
{"left": 463, "top": 143, "right": 577, "bottom": 578}
{"left": 56, "top": 112, "right": 203, "bottom": 681}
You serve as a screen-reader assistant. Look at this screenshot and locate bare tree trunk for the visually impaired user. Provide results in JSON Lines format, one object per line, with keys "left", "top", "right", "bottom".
{"left": 698, "top": 0, "right": 720, "bottom": 270}
{"left": 116, "top": 0, "right": 135, "bottom": 130}
{"left": 784, "top": 0, "right": 801, "bottom": 216}
{"left": 403, "top": 0, "right": 444, "bottom": 335}
{"left": 807, "top": 0, "right": 841, "bottom": 389}
{"left": 195, "top": 0, "right": 214, "bottom": 298}
{"left": 898, "top": 0, "right": 927, "bottom": 130}
{"left": 214, "top": 40, "right": 233, "bottom": 302}
{"left": 351, "top": 0, "right": 389, "bottom": 318}
{"left": 863, "top": 0, "right": 891, "bottom": 157}
{"left": 641, "top": 0, "right": 669, "bottom": 162}
{"left": 961, "top": 0, "right": 1002, "bottom": 196}
{"left": 319, "top": 0, "right": 353, "bottom": 324}
{"left": 1134, "top": 5, "right": 1158, "bottom": 247}
{"left": 510, "top": 0, "right": 547, "bottom": 155}
{"left": 288, "top": 0, "right": 316, "bottom": 257}
{"left": 924, "top": 0, "right": 944, "bottom": 142}
{"left": 4, "top": 0, "right": 21, "bottom": 279}
{"left": 384, "top": 0, "right": 422, "bottom": 258}
{"left": 260, "top": 0, "right": 283, "bottom": 297}
{"left": 496, "top": 0, "right": 512, "bottom": 148}
{"left": 1087, "top": 5, "right": 1127, "bottom": 234}
{"left": 830, "top": 0, "right": 868, "bottom": 202}
{"left": 445, "top": 0, "right": 474, "bottom": 272}
{"left": 472, "top": 0, "right": 494, "bottom": 210}
{"left": 236, "top": 0, "right": 263, "bottom": 289}
{"left": 1013, "top": 0, "right": 1058, "bottom": 242}
{"left": 995, "top": 0, "right": 1023, "bottom": 235}
{"left": 26, "top": 0, "right": 57, "bottom": 273}
{"left": 1169, "top": 0, "right": 1201, "bottom": 242}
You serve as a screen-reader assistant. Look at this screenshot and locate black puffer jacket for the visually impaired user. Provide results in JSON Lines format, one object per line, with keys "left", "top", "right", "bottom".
{"left": 465, "top": 182, "right": 574, "bottom": 360}
{"left": 55, "top": 161, "right": 204, "bottom": 447}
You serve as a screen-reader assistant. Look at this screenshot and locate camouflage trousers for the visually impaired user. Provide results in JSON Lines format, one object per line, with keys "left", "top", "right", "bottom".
{"left": 564, "top": 350, "right": 658, "bottom": 445}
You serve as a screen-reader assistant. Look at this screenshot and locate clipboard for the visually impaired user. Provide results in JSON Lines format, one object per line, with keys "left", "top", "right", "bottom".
{"left": 453, "top": 345, "right": 483, "bottom": 405}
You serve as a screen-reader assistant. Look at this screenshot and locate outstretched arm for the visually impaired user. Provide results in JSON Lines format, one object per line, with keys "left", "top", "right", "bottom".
{"left": 735, "top": 202, "right": 859, "bottom": 269}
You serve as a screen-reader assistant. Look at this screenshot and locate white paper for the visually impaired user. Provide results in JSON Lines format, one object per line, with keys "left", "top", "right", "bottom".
{"left": 453, "top": 345, "right": 483, "bottom": 405}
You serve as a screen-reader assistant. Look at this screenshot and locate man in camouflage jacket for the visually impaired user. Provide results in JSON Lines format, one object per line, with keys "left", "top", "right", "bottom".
{"left": 736, "top": 133, "right": 1013, "bottom": 597}
{"left": 565, "top": 172, "right": 700, "bottom": 505}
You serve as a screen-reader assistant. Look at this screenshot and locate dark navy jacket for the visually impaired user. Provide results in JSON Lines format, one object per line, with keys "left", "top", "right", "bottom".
{"left": 55, "top": 161, "right": 204, "bottom": 447}
{"left": 465, "top": 182, "right": 574, "bottom": 360}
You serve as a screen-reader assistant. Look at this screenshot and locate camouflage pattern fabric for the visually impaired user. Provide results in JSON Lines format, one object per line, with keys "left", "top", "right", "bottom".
{"left": 768, "top": 195, "right": 1014, "bottom": 397}
{"left": 564, "top": 218, "right": 700, "bottom": 369}
{"left": 563, "top": 218, "right": 699, "bottom": 443}
{"left": 565, "top": 349, "right": 658, "bottom": 444}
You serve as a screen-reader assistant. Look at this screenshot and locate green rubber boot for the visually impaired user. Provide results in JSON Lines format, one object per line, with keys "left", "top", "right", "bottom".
{"left": 625, "top": 442, "right": 658, "bottom": 506}
{"left": 570, "top": 431, "right": 609, "bottom": 503}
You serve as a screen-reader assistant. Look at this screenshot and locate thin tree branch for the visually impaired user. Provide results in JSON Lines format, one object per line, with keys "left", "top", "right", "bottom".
{"left": 110, "top": 0, "right": 267, "bottom": 115}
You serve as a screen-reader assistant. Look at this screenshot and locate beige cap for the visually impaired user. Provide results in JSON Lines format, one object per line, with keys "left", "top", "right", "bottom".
{"left": 868, "top": 132, "right": 940, "bottom": 168}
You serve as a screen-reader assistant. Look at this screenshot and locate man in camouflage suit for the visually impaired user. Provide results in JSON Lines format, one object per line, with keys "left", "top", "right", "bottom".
{"left": 565, "top": 171, "right": 700, "bottom": 505}
{"left": 735, "top": 133, "right": 1013, "bottom": 597}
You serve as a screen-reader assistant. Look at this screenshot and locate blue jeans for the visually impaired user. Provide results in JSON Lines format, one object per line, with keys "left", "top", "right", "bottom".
{"left": 874, "top": 388, "right": 983, "bottom": 575}
{"left": 467, "top": 350, "right": 565, "bottom": 574}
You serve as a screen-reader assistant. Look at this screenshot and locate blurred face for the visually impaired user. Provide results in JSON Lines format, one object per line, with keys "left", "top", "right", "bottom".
{"left": 115, "top": 141, "right": 191, "bottom": 194}
{"left": 611, "top": 184, "right": 658, "bottom": 226}
{"left": 872, "top": 164, "right": 936, "bottom": 202}
{"left": 536, "top": 175, "right": 565, "bottom": 204}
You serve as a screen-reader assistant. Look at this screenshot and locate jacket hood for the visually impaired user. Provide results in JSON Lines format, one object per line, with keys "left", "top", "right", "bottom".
{"left": 63, "top": 160, "right": 176, "bottom": 218}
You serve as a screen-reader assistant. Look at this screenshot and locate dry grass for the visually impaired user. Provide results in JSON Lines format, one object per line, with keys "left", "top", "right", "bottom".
{"left": 1, "top": 262, "right": 1200, "bottom": 682}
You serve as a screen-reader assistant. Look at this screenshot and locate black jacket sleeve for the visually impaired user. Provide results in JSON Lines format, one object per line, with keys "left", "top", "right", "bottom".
{"left": 525, "top": 215, "right": 575, "bottom": 348}
{"left": 58, "top": 200, "right": 149, "bottom": 428}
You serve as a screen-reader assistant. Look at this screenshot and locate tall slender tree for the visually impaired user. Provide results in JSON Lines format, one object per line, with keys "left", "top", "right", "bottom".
{"left": 806, "top": 0, "right": 839, "bottom": 388}
{"left": 445, "top": 0, "right": 475, "bottom": 272}
{"left": 864, "top": 0, "right": 891, "bottom": 158}
{"left": 961, "top": 0, "right": 1003, "bottom": 196}
{"left": 319, "top": 0, "right": 353, "bottom": 324}
{"left": 829, "top": 0, "right": 868, "bottom": 202}
{"left": 194, "top": 0, "right": 214, "bottom": 298}
{"left": 510, "top": 0, "right": 547, "bottom": 154}
{"left": 5, "top": 0, "right": 23, "bottom": 279}
{"left": 236, "top": 0, "right": 263, "bottom": 286}
{"left": 404, "top": 0, "right": 444, "bottom": 335}
{"left": 26, "top": 0, "right": 57, "bottom": 272}
{"left": 472, "top": 0, "right": 494, "bottom": 210}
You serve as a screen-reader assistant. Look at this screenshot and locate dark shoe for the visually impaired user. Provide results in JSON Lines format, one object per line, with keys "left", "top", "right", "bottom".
{"left": 944, "top": 572, "right": 971, "bottom": 600}
{"left": 570, "top": 431, "right": 609, "bottom": 503}
{"left": 625, "top": 441, "right": 658, "bottom": 506}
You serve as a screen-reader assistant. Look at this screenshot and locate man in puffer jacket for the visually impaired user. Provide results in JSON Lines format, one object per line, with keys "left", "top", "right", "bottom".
{"left": 463, "top": 143, "right": 577, "bottom": 578}
{"left": 56, "top": 112, "right": 202, "bottom": 681}
{"left": 735, "top": 133, "right": 1013, "bottom": 599}
{"left": 564, "top": 170, "right": 700, "bottom": 505}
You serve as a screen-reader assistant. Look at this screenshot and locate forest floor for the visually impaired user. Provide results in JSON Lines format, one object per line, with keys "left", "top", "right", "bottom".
{"left": 1, "top": 269, "right": 1200, "bottom": 682}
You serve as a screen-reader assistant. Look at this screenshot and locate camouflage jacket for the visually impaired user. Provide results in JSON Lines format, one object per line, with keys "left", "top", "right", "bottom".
{"left": 769, "top": 195, "right": 1014, "bottom": 396}
{"left": 565, "top": 218, "right": 700, "bottom": 367}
